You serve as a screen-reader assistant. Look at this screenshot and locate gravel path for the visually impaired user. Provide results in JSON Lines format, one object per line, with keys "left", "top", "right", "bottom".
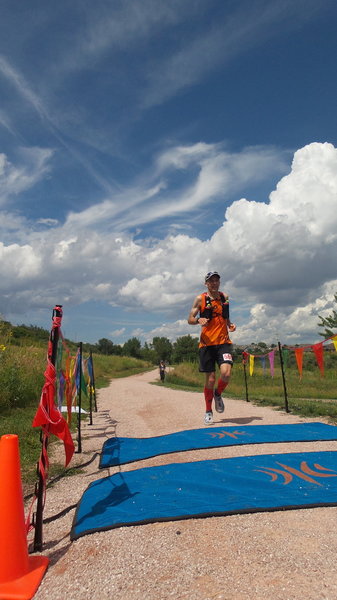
{"left": 29, "top": 369, "right": 337, "bottom": 600}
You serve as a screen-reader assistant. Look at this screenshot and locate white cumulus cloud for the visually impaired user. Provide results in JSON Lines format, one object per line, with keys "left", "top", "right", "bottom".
{"left": 0, "top": 141, "right": 336, "bottom": 344}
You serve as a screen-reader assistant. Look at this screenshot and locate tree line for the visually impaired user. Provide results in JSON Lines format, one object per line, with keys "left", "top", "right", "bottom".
{"left": 93, "top": 335, "right": 201, "bottom": 364}
{"left": 1, "top": 293, "right": 336, "bottom": 366}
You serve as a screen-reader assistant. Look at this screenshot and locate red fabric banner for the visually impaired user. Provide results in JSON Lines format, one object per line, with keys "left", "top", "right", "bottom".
{"left": 311, "top": 342, "right": 324, "bottom": 376}
{"left": 242, "top": 351, "right": 249, "bottom": 365}
{"left": 33, "top": 359, "right": 75, "bottom": 466}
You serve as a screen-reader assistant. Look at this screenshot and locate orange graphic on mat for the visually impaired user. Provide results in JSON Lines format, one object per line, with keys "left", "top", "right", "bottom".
{"left": 255, "top": 461, "right": 337, "bottom": 486}
{"left": 206, "top": 430, "right": 250, "bottom": 439}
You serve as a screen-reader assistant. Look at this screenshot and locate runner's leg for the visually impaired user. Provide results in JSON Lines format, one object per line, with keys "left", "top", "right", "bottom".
{"left": 216, "top": 363, "right": 231, "bottom": 394}
{"left": 204, "top": 372, "right": 215, "bottom": 411}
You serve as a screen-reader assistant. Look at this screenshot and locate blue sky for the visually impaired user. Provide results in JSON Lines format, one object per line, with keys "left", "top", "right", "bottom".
{"left": 1, "top": 0, "right": 337, "bottom": 346}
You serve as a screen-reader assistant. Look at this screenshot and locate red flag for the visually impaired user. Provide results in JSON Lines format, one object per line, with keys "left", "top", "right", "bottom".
{"left": 311, "top": 342, "right": 324, "bottom": 376}
{"left": 33, "top": 360, "right": 75, "bottom": 466}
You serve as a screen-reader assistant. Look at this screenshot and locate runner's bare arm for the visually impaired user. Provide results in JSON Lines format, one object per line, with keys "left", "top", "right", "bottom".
{"left": 188, "top": 295, "right": 209, "bottom": 326}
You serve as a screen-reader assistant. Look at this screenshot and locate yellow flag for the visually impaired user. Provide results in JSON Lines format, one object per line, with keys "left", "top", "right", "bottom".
{"left": 249, "top": 354, "right": 255, "bottom": 376}
{"left": 332, "top": 336, "right": 337, "bottom": 352}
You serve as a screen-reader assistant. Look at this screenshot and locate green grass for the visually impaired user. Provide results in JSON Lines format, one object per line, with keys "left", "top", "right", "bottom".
{"left": 165, "top": 361, "right": 337, "bottom": 423}
{"left": 0, "top": 345, "right": 46, "bottom": 411}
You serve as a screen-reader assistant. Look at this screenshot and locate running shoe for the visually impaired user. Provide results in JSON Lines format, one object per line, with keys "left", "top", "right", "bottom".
{"left": 214, "top": 390, "right": 224, "bottom": 413}
{"left": 204, "top": 411, "right": 213, "bottom": 425}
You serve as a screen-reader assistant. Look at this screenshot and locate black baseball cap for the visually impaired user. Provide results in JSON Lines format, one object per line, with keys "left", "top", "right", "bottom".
{"left": 205, "top": 271, "right": 220, "bottom": 282}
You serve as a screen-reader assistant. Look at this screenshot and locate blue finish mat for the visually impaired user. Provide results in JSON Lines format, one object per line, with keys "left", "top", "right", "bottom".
{"left": 72, "top": 450, "right": 337, "bottom": 539}
{"left": 99, "top": 422, "right": 337, "bottom": 468}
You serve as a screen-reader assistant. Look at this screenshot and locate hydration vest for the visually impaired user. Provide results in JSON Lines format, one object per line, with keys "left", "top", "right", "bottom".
{"left": 200, "top": 292, "right": 229, "bottom": 320}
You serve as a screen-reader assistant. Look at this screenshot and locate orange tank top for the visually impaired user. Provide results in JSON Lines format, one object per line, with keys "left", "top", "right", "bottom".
{"left": 199, "top": 293, "right": 231, "bottom": 348}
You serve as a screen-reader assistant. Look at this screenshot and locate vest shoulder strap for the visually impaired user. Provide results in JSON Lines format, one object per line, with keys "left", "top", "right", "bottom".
{"left": 220, "top": 292, "right": 229, "bottom": 319}
{"left": 201, "top": 292, "right": 212, "bottom": 312}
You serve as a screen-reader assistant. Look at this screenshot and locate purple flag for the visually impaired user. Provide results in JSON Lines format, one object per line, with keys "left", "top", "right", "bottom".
{"left": 268, "top": 350, "right": 275, "bottom": 377}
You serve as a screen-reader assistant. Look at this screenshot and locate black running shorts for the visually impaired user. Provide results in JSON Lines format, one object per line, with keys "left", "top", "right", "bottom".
{"left": 199, "top": 344, "right": 233, "bottom": 373}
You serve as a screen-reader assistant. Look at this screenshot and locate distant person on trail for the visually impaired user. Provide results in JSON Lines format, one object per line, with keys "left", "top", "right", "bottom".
{"left": 159, "top": 360, "right": 166, "bottom": 382}
{"left": 188, "top": 271, "right": 236, "bottom": 425}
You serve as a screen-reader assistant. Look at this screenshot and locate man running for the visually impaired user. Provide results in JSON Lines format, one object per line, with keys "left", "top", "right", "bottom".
{"left": 188, "top": 271, "right": 236, "bottom": 424}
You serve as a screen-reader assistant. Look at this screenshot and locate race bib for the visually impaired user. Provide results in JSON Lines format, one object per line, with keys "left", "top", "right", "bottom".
{"left": 223, "top": 353, "right": 232, "bottom": 362}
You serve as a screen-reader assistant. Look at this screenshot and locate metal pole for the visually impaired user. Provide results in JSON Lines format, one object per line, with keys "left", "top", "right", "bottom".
{"left": 76, "top": 342, "right": 82, "bottom": 453}
{"left": 88, "top": 355, "right": 93, "bottom": 426}
{"left": 90, "top": 350, "right": 97, "bottom": 412}
{"left": 243, "top": 360, "right": 249, "bottom": 402}
{"left": 278, "top": 341, "right": 289, "bottom": 413}
{"left": 34, "top": 304, "right": 62, "bottom": 552}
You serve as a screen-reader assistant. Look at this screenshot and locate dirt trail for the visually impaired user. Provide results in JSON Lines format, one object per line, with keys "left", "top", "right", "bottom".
{"left": 31, "top": 369, "right": 337, "bottom": 600}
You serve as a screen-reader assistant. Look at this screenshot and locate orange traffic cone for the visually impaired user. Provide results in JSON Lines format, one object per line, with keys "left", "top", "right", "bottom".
{"left": 0, "top": 434, "right": 49, "bottom": 600}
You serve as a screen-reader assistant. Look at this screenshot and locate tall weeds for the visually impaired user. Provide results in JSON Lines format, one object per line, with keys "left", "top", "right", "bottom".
{"left": 0, "top": 345, "right": 46, "bottom": 412}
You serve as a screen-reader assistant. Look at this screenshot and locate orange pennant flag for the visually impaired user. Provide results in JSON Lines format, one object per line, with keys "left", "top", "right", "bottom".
{"left": 294, "top": 347, "right": 304, "bottom": 379}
